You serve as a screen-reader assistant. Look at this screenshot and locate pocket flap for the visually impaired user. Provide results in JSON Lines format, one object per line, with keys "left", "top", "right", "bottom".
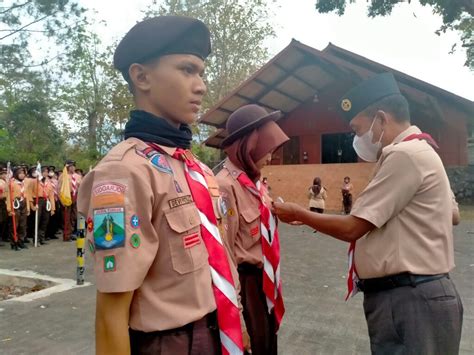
{"left": 165, "top": 204, "right": 201, "bottom": 233}
{"left": 240, "top": 207, "right": 260, "bottom": 223}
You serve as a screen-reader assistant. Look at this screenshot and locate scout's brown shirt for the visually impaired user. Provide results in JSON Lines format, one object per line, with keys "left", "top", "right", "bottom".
{"left": 78, "top": 138, "right": 218, "bottom": 332}
{"left": 216, "top": 159, "right": 273, "bottom": 268}
{"left": 27, "top": 179, "right": 56, "bottom": 213}
{"left": 5, "top": 179, "right": 30, "bottom": 214}
{"left": 351, "top": 126, "right": 455, "bottom": 279}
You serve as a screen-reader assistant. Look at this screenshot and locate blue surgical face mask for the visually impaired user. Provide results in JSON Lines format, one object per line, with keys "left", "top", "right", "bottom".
{"left": 352, "top": 117, "right": 384, "bottom": 162}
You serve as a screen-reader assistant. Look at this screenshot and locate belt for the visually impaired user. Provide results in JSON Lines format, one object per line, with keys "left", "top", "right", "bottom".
{"left": 238, "top": 262, "right": 261, "bottom": 274}
{"left": 358, "top": 273, "right": 449, "bottom": 293}
{"left": 129, "top": 311, "right": 218, "bottom": 337}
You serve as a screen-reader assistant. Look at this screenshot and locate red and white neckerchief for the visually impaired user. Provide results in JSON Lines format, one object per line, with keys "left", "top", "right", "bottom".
{"left": 71, "top": 174, "right": 78, "bottom": 198}
{"left": 345, "top": 131, "right": 439, "bottom": 300}
{"left": 40, "top": 179, "right": 49, "bottom": 199}
{"left": 16, "top": 179, "right": 25, "bottom": 200}
{"left": 237, "top": 172, "right": 285, "bottom": 330}
{"left": 51, "top": 179, "right": 58, "bottom": 199}
{"left": 148, "top": 143, "right": 243, "bottom": 355}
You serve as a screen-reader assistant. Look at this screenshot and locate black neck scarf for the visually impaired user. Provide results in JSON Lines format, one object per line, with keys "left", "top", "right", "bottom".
{"left": 124, "top": 110, "right": 192, "bottom": 149}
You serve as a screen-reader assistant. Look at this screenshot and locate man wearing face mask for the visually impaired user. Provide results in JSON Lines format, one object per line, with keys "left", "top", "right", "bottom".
{"left": 273, "top": 73, "right": 463, "bottom": 354}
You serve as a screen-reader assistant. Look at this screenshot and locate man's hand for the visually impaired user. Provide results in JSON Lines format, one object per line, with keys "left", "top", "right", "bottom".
{"left": 272, "top": 202, "right": 302, "bottom": 224}
{"left": 31, "top": 205, "right": 37, "bottom": 211}
{"left": 242, "top": 329, "right": 252, "bottom": 354}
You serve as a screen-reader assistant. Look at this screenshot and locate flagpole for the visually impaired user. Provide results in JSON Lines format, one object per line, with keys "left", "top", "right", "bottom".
{"left": 7, "top": 163, "right": 18, "bottom": 244}
{"left": 8, "top": 179, "right": 18, "bottom": 243}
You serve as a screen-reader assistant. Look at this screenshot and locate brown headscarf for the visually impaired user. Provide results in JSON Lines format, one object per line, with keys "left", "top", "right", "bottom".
{"left": 224, "top": 121, "right": 289, "bottom": 181}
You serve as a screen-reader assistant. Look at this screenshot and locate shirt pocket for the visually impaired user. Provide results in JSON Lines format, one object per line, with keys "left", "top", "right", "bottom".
{"left": 165, "top": 203, "right": 209, "bottom": 275}
{"left": 238, "top": 206, "right": 261, "bottom": 249}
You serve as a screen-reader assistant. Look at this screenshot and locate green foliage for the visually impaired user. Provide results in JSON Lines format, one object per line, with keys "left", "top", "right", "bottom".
{"left": 315, "top": 0, "right": 474, "bottom": 69}
{"left": 0, "top": 94, "right": 65, "bottom": 166}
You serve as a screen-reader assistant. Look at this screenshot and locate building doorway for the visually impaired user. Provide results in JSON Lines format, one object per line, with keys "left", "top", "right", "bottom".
{"left": 283, "top": 136, "right": 300, "bottom": 164}
{"left": 321, "top": 133, "right": 358, "bottom": 164}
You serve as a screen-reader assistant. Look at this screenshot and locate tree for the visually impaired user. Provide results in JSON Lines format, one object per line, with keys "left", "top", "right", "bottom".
{"left": 0, "top": 0, "right": 87, "bottom": 166}
{"left": 0, "top": 91, "right": 66, "bottom": 165}
{"left": 144, "top": 0, "right": 276, "bottom": 166}
{"left": 315, "top": 0, "right": 474, "bottom": 69}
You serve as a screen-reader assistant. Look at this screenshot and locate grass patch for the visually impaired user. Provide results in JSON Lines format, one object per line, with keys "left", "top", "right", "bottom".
{"left": 460, "top": 205, "right": 474, "bottom": 221}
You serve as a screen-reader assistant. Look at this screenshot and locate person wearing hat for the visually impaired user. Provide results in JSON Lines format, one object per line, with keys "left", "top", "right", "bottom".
{"left": 216, "top": 104, "right": 289, "bottom": 355}
{"left": 46, "top": 166, "right": 61, "bottom": 240}
{"left": 59, "top": 159, "right": 82, "bottom": 241}
{"left": 0, "top": 166, "right": 9, "bottom": 245}
{"left": 28, "top": 166, "right": 55, "bottom": 245}
{"left": 273, "top": 72, "right": 463, "bottom": 354}
{"left": 77, "top": 16, "right": 249, "bottom": 355}
{"left": 25, "top": 166, "right": 40, "bottom": 243}
{"left": 5, "top": 166, "right": 30, "bottom": 250}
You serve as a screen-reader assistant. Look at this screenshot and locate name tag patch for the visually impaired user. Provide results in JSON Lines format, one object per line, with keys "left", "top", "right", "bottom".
{"left": 93, "top": 207, "right": 126, "bottom": 250}
{"left": 183, "top": 233, "right": 201, "bottom": 249}
{"left": 169, "top": 195, "right": 193, "bottom": 209}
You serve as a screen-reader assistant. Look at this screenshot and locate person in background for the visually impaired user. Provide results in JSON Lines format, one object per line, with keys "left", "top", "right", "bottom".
{"left": 6, "top": 166, "right": 30, "bottom": 250}
{"left": 59, "top": 160, "right": 82, "bottom": 241}
{"left": 308, "top": 177, "right": 327, "bottom": 214}
{"left": 28, "top": 166, "right": 55, "bottom": 245}
{"left": 46, "top": 168, "right": 60, "bottom": 239}
{"left": 25, "top": 166, "right": 38, "bottom": 243}
{"left": 341, "top": 176, "right": 354, "bottom": 214}
{"left": 0, "top": 167, "right": 8, "bottom": 246}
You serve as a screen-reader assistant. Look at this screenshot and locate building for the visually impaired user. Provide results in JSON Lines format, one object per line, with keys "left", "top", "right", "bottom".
{"left": 201, "top": 40, "right": 474, "bottom": 209}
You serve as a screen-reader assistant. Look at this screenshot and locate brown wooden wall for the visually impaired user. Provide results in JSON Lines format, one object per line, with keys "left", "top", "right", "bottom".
{"left": 262, "top": 162, "right": 376, "bottom": 212}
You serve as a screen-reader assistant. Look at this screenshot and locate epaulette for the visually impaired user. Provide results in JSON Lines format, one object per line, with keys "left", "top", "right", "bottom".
{"left": 102, "top": 140, "right": 138, "bottom": 162}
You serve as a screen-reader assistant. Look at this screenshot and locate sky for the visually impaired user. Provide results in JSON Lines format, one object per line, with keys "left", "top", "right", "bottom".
{"left": 80, "top": 0, "right": 474, "bottom": 101}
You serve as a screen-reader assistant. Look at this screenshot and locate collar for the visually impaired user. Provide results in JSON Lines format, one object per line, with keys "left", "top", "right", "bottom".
{"left": 223, "top": 158, "right": 244, "bottom": 181}
{"left": 392, "top": 125, "right": 422, "bottom": 145}
{"left": 131, "top": 137, "right": 178, "bottom": 156}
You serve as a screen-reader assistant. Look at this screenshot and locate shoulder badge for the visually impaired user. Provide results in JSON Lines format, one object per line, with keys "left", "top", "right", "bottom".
{"left": 150, "top": 153, "right": 173, "bottom": 175}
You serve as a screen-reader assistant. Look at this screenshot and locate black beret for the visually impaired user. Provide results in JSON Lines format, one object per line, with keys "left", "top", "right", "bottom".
{"left": 65, "top": 159, "right": 76, "bottom": 166}
{"left": 339, "top": 72, "right": 401, "bottom": 121}
{"left": 113, "top": 16, "right": 211, "bottom": 73}
{"left": 13, "top": 166, "right": 25, "bottom": 174}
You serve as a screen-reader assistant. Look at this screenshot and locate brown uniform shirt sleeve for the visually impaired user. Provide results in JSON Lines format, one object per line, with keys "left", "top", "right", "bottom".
{"left": 78, "top": 161, "right": 159, "bottom": 293}
{"left": 351, "top": 150, "right": 423, "bottom": 228}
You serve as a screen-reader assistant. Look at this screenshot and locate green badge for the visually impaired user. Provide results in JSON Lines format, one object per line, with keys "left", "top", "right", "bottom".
{"left": 104, "top": 255, "right": 116, "bottom": 272}
{"left": 130, "top": 234, "right": 141, "bottom": 249}
{"left": 88, "top": 240, "right": 95, "bottom": 254}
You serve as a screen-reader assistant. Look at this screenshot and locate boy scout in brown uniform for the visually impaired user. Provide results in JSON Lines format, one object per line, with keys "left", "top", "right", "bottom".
{"left": 5, "top": 166, "right": 30, "bottom": 250}
{"left": 273, "top": 73, "right": 463, "bottom": 354}
{"left": 78, "top": 16, "right": 249, "bottom": 355}
{"left": 28, "top": 166, "right": 55, "bottom": 245}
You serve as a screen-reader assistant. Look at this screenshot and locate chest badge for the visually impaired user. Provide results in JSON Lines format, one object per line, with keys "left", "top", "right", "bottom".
{"left": 217, "top": 196, "right": 228, "bottom": 218}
